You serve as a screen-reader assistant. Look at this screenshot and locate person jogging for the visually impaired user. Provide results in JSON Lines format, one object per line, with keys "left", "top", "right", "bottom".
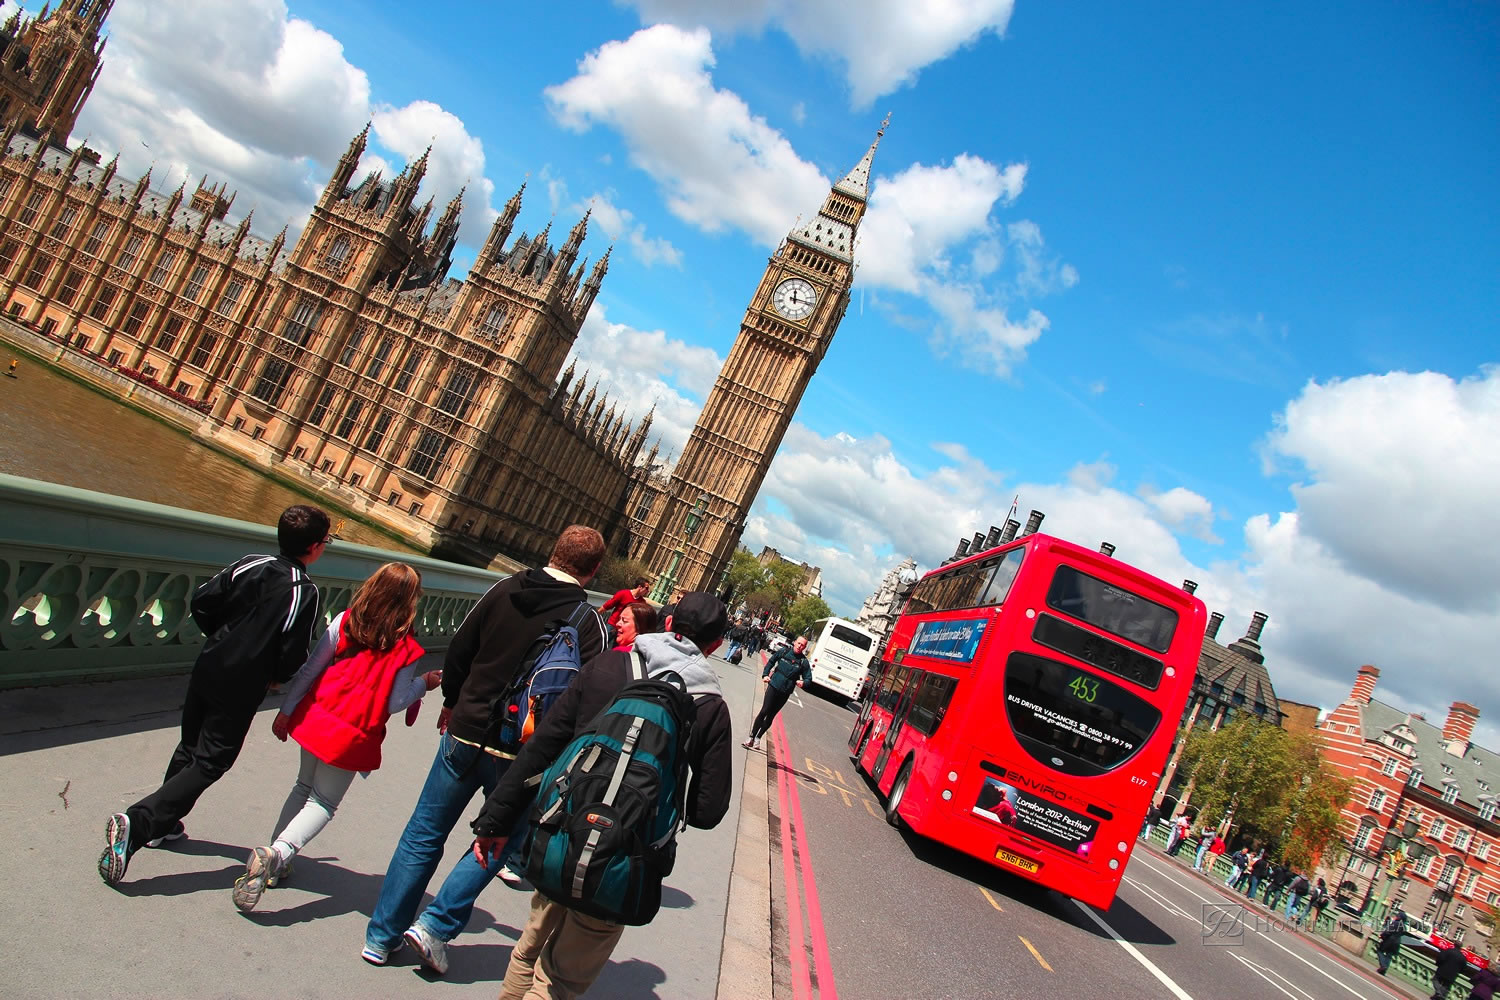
{"left": 98, "top": 504, "right": 329, "bottom": 885}
{"left": 743, "top": 635, "right": 811, "bottom": 750}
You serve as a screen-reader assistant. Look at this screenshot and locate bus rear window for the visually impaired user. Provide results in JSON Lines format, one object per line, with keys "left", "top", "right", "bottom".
{"left": 1003, "top": 652, "right": 1161, "bottom": 777}
{"left": 829, "top": 624, "right": 873, "bottom": 650}
{"left": 1046, "top": 565, "right": 1178, "bottom": 652}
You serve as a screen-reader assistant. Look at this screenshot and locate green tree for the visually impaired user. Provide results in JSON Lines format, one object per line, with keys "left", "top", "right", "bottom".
{"left": 785, "top": 595, "right": 833, "bottom": 637}
{"left": 1177, "top": 717, "right": 1353, "bottom": 868}
{"left": 767, "top": 559, "right": 807, "bottom": 608}
{"left": 724, "top": 547, "right": 768, "bottom": 601}
{"left": 593, "top": 555, "right": 651, "bottom": 594}
{"left": 743, "top": 585, "right": 782, "bottom": 619}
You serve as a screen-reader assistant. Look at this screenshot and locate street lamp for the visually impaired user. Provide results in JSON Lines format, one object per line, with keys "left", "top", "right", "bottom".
{"left": 1363, "top": 814, "right": 1430, "bottom": 912}
{"left": 650, "top": 493, "right": 709, "bottom": 603}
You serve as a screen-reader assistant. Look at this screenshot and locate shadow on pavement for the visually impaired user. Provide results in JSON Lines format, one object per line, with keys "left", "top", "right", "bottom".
{"left": 894, "top": 825, "right": 1178, "bottom": 948}
{"left": 659, "top": 885, "right": 693, "bottom": 910}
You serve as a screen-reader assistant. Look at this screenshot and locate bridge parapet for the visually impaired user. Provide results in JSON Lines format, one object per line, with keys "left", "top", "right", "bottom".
{"left": 0, "top": 474, "right": 506, "bottom": 688}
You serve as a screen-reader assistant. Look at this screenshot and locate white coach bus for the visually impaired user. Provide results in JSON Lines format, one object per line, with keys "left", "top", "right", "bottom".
{"left": 801, "top": 617, "right": 880, "bottom": 703}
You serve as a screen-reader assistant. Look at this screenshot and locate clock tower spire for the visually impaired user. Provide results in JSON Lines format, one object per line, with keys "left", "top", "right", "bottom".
{"left": 634, "top": 117, "right": 890, "bottom": 599}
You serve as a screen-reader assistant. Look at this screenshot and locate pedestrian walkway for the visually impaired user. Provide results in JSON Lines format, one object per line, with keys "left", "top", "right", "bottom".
{"left": 0, "top": 651, "right": 763, "bottom": 999}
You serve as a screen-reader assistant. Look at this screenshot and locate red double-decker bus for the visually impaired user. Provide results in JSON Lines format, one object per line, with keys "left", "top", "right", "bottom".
{"left": 849, "top": 532, "right": 1205, "bottom": 909}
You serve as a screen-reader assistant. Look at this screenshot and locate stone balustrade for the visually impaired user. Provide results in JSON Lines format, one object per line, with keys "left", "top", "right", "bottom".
{"left": 0, "top": 473, "right": 509, "bottom": 688}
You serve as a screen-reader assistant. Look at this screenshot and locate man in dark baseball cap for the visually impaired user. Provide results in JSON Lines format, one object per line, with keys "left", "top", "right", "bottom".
{"left": 469, "top": 590, "right": 734, "bottom": 996}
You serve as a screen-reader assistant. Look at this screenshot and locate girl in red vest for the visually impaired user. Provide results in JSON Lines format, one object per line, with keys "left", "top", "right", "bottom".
{"left": 232, "top": 562, "right": 437, "bottom": 912}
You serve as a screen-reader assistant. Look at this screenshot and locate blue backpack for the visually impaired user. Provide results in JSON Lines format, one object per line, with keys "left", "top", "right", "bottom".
{"left": 524, "top": 652, "right": 697, "bottom": 925}
{"left": 490, "top": 602, "right": 592, "bottom": 755}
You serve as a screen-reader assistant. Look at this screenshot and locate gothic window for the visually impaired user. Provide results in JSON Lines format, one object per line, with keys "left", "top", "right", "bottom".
{"left": 251, "top": 357, "right": 294, "bottom": 406}
{"left": 0, "top": 173, "right": 13, "bottom": 203}
{"left": 476, "top": 302, "right": 506, "bottom": 340}
{"left": 121, "top": 301, "right": 150, "bottom": 337}
{"left": 215, "top": 279, "right": 245, "bottom": 316}
{"left": 335, "top": 397, "right": 364, "bottom": 440}
{"left": 81, "top": 221, "right": 111, "bottom": 257}
{"left": 88, "top": 285, "right": 116, "bottom": 320}
{"left": 392, "top": 350, "right": 421, "bottom": 393}
{"left": 307, "top": 385, "right": 336, "bottom": 426}
{"left": 148, "top": 249, "right": 177, "bottom": 286}
{"left": 18, "top": 191, "right": 43, "bottom": 226}
{"left": 363, "top": 410, "right": 393, "bottom": 452}
{"left": 156, "top": 316, "right": 183, "bottom": 352}
{"left": 49, "top": 204, "right": 78, "bottom": 240}
{"left": 435, "top": 363, "right": 479, "bottom": 419}
{"left": 365, "top": 337, "right": 393, "bottom": 380}
{"left": 116, "top": 234, "right": 145, "bottom": 272}
{"left": 281, "top": 299, "right": 321, "bottom": 346}
{"left": 56, "top": 267, "right": 84, "bottom": 305}
{"left": 323, "top": 235, "right": 352, "bottom": 270}
{"left": 21, "top": 255, "right": 50, "bottom": 289}
{"left": 405, "top": 428, "right": 450, "bottom": 480}
{"left": 189, "top": 333, "right": 218, "bottom": 368}
{"left": 181, "top": 264, "right": 210, "bottom": 302}
{"left": 0, "top": 241, "right": 16, "bottom": 275}
{"left": 339, "top": 327, "right": 365, "bottom": 367}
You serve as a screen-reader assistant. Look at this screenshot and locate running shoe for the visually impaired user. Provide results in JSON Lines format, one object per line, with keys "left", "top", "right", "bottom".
{"left": 232, "top": 846, "right": 274, "bottom": 913}
{"left": 403, "top": 923, "right": 449, "bottom": 976}
{"left": 146, "top": 821, "right": 186, "bottom": 849}
{"left": 98, "top": 812, "right": 132, "bottom": 885}
{"left": 497, "top": 863, "right": 526, "bottom": 887}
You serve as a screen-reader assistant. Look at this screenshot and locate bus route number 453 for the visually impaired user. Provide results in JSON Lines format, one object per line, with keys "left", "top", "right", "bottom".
{"left": 1067, "top": 673, "right": 1100, "bottom": 703}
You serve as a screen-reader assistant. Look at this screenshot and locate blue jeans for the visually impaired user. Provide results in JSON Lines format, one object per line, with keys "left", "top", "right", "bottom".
{"left": 414, "top": 812, "right": 531, "bottom": 942}
{"left": 1284, "top": 892, "right": 1304, "bottom": 921}
{"left": 366, "top": 734, "right": 514, "bottom": 951}
{"left": 1193, "top": 842, "right": 1210, "bottom": 870}
{"left": 727, "top": 641, "right": 743, "bottom": 659}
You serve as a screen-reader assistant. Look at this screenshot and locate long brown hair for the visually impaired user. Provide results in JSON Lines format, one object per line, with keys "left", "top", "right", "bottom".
{"left": 343, "top": 562, "right": 422, "bottom": 652}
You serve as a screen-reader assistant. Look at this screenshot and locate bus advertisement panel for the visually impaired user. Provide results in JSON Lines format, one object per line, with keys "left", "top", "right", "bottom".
{"left": 803, "top": 617, "right": 879, "bottom": 701}
{"left": 847, "top": 533, "right": 1204, "bottom": 909}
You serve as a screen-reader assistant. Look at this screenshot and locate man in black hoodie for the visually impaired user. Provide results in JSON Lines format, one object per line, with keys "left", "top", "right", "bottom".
{"left": 363, "top": 525, "right": 609, "bottom": 969}
{"left": 471, "top": 591, "right": 735, "bottom": 1000}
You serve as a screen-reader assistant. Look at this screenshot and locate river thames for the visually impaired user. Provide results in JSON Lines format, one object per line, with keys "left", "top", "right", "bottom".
{"left": 0, "top": 359, "right": 415, "bottom": 552}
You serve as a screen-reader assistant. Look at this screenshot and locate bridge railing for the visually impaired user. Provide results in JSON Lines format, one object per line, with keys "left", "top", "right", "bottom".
{"left": 0, "top": 474, "right": 516, "bottom": 688}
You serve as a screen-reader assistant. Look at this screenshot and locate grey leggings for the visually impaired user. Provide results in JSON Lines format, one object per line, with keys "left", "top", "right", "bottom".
{"left": 270, "top": 748, "right": 357, "bottom": 863}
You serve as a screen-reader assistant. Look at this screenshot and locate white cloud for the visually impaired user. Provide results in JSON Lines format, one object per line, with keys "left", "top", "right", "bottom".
{"left": 623, "top": 0, "right": 1016, "bottom": 106}
{"left": 548, "top": 25, "right": 1071, "bottom": 376}
{"left": 1141, "top": 485, "right": 1221, "bottom": 543}
{"left": 565, "top": 304, "right": 724, "bottom": 459}
{"left": 579, "top": 191, "right": 684, "bottom": 268}
{"left": 790, "top": 101, "right": 807, "bottom": 125}
{"left": 72, "top": 0, "right": 503, "bottom": 245}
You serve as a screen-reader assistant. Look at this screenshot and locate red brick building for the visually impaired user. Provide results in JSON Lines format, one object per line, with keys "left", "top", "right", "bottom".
{"left": 1319, "top": 664, "right": 1500, "bottom": 952}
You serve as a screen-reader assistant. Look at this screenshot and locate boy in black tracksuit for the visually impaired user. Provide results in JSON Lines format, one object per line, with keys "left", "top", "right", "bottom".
{"left": 98, "top": 504, "right": 329, "bottom": 885}
{"left": 471, "top": 592, "right": 734, "bottom": 1000}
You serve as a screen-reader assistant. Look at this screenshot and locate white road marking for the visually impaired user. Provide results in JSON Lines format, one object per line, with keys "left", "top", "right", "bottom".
{"left": 1071, "top": 900, "right": 1195, "bottom": 1000}
{"left": 1229, "top": 952, "right": 1313, "bottom": 1000}
{"left": 791, "top": 691, "right": 804, "bottom": 708}
{"left": 1129, "top": 854, "right": 1393, "bottom": 1000}
{"left": 1124, "top": 875, "right": 1194, "bottom": 920}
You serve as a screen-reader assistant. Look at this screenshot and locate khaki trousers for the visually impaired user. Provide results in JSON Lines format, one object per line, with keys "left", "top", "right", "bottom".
{"left": 498, "top": 891, "right": 626, "bottom": 1000}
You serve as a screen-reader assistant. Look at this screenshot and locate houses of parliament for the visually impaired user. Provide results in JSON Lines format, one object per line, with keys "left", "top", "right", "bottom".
{"left": 0, "top": 0, "right": 883, "bottom": 590}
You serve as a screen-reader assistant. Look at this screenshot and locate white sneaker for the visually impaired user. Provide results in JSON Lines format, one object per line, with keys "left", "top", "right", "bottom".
{"left": 403, "top": 923, "right": 449, "bottom": 976}
{"left": 497, "top": 863, "right": 526, "bottom": 887}
{"left": 146, "top": 821, "right": 186, "bottom": 849}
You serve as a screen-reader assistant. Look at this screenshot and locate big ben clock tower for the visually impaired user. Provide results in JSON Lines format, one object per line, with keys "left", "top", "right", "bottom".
{"left": 636, "top": 118, "right": 889, "bottom": 599}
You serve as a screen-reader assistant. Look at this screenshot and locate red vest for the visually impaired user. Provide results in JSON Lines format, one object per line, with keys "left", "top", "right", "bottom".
{"left": 288, "top": 617, "right": 425, "bottom": 772}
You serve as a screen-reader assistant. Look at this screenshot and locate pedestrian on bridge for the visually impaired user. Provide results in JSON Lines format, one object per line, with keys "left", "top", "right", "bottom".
{"left": 361, "top": 526, "right": 609, "bottom": 972}
{"left": 231, "top": 562, "right": 438, "bottom": 913}
{"left": 98, "top": 505, "right": 330, "bottom": 886}
{"left": 1431, "top": 940, "right": 1467, "bottom": 999}
{"left": 470, "top": 592, "right": 735, "bottom": 1000}
{"left": 743, "top": 635, "right": 811, "bottom": 751}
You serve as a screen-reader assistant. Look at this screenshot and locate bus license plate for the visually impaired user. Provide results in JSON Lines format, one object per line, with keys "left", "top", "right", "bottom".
{"left": 995, "top": 848, "right": 1039, "bottom": 874}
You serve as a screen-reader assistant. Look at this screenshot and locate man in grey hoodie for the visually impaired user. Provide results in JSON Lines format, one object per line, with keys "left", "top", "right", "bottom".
{"left": 470, "top": 592, "right": 734, "bottom": 1000}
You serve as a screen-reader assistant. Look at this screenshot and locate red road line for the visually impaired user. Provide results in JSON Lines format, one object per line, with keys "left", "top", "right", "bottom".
{"left": 774, "top": 713, "right": 841, "bottom": 1000}
{"left": 774, "top": 715, "right": 814, "bottom": 1000}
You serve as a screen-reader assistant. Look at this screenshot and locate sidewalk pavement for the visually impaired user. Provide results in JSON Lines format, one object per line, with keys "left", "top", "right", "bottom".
{"left": 1142, "top": 837, "right": 1430, "bottom": 1000}
{"left": 0, "top": 649, "right": 769, "bottom": 1000}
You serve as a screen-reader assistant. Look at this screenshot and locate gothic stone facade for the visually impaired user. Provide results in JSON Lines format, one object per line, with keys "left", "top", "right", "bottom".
{"left": 0, "top": 108, "right": 650, "bottom": 566}
{"left": 0, "top": 0, "right": 106, "bottom": 143}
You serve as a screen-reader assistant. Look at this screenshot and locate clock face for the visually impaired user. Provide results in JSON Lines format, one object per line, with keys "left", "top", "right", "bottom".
{"left": 772, "top": 277, "right": 817, "bottom": 320}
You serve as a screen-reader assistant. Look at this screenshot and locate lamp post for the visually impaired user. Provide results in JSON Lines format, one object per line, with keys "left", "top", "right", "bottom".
{"left": 649, "top": 493, "right": 709, "bottom": 603}
{"left": 1362, "top": 813, "right": 1430, "bottom": 913}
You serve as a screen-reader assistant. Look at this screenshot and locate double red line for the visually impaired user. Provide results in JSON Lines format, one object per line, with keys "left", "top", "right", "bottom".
{"left": 770, "top": 712, "right": 839, "bottom": 1000}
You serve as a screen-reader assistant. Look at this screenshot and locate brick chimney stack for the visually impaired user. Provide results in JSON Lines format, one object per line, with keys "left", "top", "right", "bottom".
{"left": 1206, "top": 612, "right": 1224, "bottom": 640}
{"left": 1442, "top": 701, "right": 1480, "bottom": 757}
{"left": 1351, "top": 664, "right": 1380, "bottom": 705}
{"left": 1022, "top": 510, "right": 1044, "bottom": 536}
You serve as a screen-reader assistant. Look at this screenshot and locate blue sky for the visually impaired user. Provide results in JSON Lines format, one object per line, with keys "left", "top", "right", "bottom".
{"left": 29, "top": 0, "right": 1498, "bottom": 732}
